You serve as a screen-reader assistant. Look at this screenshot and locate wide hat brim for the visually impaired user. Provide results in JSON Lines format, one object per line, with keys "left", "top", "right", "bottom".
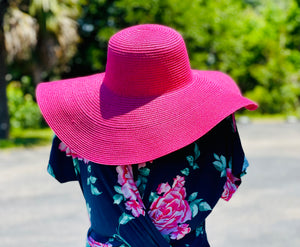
{"left": 36, "top": 70, "right": 257, "bottom": 165}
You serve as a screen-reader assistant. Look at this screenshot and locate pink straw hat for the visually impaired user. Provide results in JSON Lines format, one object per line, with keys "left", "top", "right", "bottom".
{"left": 36, "top": 24, "right": 257, "bottom": 165}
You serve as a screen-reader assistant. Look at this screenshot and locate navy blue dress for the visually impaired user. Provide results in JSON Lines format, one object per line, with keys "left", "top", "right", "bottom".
{"left": 47, "top": 115, "right": 249, "bottom": 247}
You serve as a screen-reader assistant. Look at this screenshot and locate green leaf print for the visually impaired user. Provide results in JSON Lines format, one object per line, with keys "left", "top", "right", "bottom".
{"left": 149, "top": 192, "right": 159, "bottom": 203}
{"left": 186, "top": 143, "right": 201, "bottom": 170}
{"left": 192, "top": 163, "right": 199, "bottom": 170}
{"left": 72, "top": 158, "right": 80, "bottom": 176}
{"left": 188, "top": 193, "right": 211, "bottom": 218}
{"left": 195, "top": 225, "right": 204, "bottom": 237}
{"left": 119, "top": 213, "right": 135, "bottom": 225}
{"left": 163, "top": 234, "right": 170, "bottom": 243}
{"left": 193, "top": 199, "right": 203, "bottom": 205}
{"left": 221, "top": 169, "right": 226, "bottom": 177}
{"left": 194, "top": 143, "right": 200, "bottom": 160}
{"left": 87, "top": 165, "right": 102, "bottom": 195}
{"left": 188, "top": 192, "right": 198, "bottom": 202}
{"left": 140, "top": 184, "right": 146, "bottom": 195}
{"left": 186, "top": 155, "right": 194, "bottom": 166}
{"left": 87, "top": 176, "right": 97, "bottom": 186}
{"left": 213, "top": 153, "right": 219, "bottom": 160}
{"left": 212, "top": 160, "right": 223, "bottom": 171}
{"left": 91, "top": 184, "right": 102, "bottom": 195}
{"left": 47, "top": 164, "right": 55, "bottom": 178}
{"left": 89, "top": 176, "right": 97, "bottom": 184}
{"left": 114, "top": 185, "right": 123, "bottom": 194}
{"left": 139, "top": 167, "right": 150, "bottom": 177}
{"left": 86, "top": 203, "right": 91, "bottom": 220}
{"left": 198, "top": 201, "right": 211, "bottom": 211}
{"left": 181, "top": 168, "right": 190, "bottom": 176}
{"left": 139, "top": 175, "right": 147, "bottom": 184}
{"left": 228, "top": 156, "right": 233, "bottom": 170}
{"left": 137, "top": 165, "right": 150, "bottom": 198}
{"left": 136, "top": 177, "right": 141, "bottom": 187}
{"left": 190, "top": 202, "right": 199, "bottom": 217}
{"left": 220, "top": 155, "right": 226, "bottom": 167}
{"left": 213, "top": 153, "right": 227, "bottom": 177}
{"left": 113, "top": 194, "right": 124, "bottom": 204}
{"left": 186, "top": 156, "right": 199, "bottom": 170}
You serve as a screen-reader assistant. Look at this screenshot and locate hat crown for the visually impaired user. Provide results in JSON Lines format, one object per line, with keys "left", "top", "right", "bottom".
{"left": 103, "top": 24, "right": 193, "bottom": 97}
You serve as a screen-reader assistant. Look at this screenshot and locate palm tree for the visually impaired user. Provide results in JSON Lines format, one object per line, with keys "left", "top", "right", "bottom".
{"left": 1, "top": 1, "right": 39, "bottom": 139}
{"left": 29, "top": 0, "right": 81, "bottom": 85}
{"left": 0, "top": 0, "right": 81, "bottom": 139}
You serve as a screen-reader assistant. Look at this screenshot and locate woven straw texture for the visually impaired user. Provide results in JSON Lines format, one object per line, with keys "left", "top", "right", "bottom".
{"left": 36, "top": 24, "right": 257, "bottom": 165}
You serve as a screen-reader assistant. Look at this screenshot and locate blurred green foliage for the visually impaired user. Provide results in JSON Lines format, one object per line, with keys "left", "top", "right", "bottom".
{"left": 0, "top": 127, "right": 53, "bottom": 148}
{"left": 68, "top": 0, "right": 300, "bottom": 115}
{"left": 7, "top": 81, "right": 42, "bottom": 129}
{"left": 4, "top": 0, "right": 300, "bottom": 131}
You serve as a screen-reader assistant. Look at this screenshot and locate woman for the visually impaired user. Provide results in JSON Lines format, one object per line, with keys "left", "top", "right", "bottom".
{"left": 36, "top": 24, "right": 257, "bottom": 247}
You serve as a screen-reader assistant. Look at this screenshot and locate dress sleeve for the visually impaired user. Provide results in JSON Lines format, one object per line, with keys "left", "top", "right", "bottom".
{"left": 47, "top": 135, "right": 78, "bottom": 183}
{"left": 221, "top": 114, "right": 249, "bottom": 201}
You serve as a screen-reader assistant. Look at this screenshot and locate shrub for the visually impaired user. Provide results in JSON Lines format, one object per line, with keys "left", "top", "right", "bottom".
{"left": 7, "top": 81, "right": 42, "bottom": 129}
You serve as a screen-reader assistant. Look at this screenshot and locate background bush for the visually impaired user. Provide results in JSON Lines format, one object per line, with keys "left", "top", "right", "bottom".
{"left": 2, "top": 0, "right": 300, "bottom": 133}
{"left": 68, "top": 0, "right": 300, "bottom": 115}
{"left": 7, "top": 81, "right": 42, "bottom": 129}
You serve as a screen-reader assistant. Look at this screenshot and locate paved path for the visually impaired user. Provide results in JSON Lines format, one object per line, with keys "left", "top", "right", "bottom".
{"left": 1, "top": 122, "right": 300, "bottom": 246}
{"left": 208, "top": 122, "right": 300, "bottom": 247}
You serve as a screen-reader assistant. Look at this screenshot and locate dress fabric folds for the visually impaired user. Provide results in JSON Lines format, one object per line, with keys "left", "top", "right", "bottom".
{"left": 47, "top": 115, "right": 249, "bottom": 247}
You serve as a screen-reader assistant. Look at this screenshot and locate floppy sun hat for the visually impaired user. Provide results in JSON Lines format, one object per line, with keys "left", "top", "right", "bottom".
{"left": 36, "top": 24, "right": 257, "bottom": 165}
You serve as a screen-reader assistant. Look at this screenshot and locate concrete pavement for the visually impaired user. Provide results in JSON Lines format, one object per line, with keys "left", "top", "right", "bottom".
{"left": 208, "top": 122, "right": 300, "bottom": 247}
{"left": 1, "top": 122, "right": 300, "bottom": 246}
{"left": 0, "top": 146, "right": 89, "bottom": 246}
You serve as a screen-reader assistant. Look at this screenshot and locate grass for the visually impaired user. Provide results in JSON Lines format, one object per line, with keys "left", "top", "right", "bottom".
{"left": 0, "top": 128, "right": 53, "bottom": 149}
{"left": 0, "top": 112, "right": 299, "bottom": 149}
{"left": 236, "top": 113, "right": 285, "bottom": 123}
{"left": 236, "top": 111, "right": 300, "bottom": 123}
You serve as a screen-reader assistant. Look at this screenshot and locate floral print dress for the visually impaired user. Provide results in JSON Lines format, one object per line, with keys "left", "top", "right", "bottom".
{"left": 47, "top": 115, "right": 249, "bottom": 247}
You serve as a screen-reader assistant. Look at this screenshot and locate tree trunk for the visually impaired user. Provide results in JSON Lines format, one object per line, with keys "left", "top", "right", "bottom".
{"left": 0, "top": 0, "right": 10, "bottom": 139}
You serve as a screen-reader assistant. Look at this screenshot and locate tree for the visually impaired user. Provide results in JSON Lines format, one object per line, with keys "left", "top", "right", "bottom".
{"left": 28, "top": 0, "right": 81, "bottom": 85}
{"left": 0, "top": 0, "right": 9, "bottom": 139}
{"left": 4, "top": 0, "right": 81, "bottom": 86}
{"left": 244, "top": 0, "right": 300, "bottom": 113}
{"left": 0, "top": 0, "right": 82, "bottom": 138}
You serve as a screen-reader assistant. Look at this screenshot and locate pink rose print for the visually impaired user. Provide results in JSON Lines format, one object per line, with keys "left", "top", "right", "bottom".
{"left": 58, "top": 142, "right": 89, "bottom": 164}
{"left": 137, "top": 160, "right": 153, "bottom": 170}
{"left": 170, "top": 223, "right": 191, "bottom": 240}
{"left": 221, "top": 168, "right": 241, "bottom": 201}
{"left": 116, "top": 166, "right": 145, "bottom": 217}
{"left": 125, "top": 200, "right": 145, "bottom": 217}
{"left": 148, "top": 175, "right": 192, "bottom": 240}
{"left": 87, "top": 236, "right": 112, "bottom": 247}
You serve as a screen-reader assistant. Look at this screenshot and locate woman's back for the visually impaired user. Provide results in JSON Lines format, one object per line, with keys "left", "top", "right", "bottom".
{"left": 47, "top": 116, "right": 248, "bottom": 247}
